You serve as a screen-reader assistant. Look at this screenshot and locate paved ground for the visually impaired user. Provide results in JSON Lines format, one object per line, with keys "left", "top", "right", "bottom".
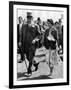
{"left": 17, "top": 47, "right": 63, "bottom": 81}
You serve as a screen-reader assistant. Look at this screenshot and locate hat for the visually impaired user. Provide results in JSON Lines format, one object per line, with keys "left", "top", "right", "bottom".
{"left": 47, "top": 19, "right": 54, "bottom": 25}
{"left": 55, "top": 21, "right": 59, "bottom": 25}
{"left": 27, "top": 12, "right": 33, "bottom": 18}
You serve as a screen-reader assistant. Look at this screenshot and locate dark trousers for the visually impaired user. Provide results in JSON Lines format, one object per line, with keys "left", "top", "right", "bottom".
{"left": 17, "top": 44, "right": 24, "bottom": 60}
{"left": 25, "top": 46, "right": 35, "bottom": 73}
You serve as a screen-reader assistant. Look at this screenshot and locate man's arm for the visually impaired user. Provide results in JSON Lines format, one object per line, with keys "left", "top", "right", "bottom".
{"left": 32, "top": 26, "right": 41, "bottom": 44}
{"left": 18, "top": 24, "right": 23, "bottom": 47}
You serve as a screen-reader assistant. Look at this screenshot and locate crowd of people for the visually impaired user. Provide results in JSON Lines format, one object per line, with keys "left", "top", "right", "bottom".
{"left": 17, "top": 12, "right": 63, "bottom": 77}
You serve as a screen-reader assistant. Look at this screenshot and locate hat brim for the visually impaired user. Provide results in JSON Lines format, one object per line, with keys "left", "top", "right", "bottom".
{"left": 27, "top": 16, "right": 33, "bottom": 18}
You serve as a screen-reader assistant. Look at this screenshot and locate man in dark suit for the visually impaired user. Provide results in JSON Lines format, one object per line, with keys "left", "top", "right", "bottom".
{"left": 17, "top": 16, "right": 24, "bottom": 63}
{"left": 37, "top": 17, "right": 43, "bottom": 48}
{"left": 21, "top": 12, "right": 40, "bottom": 76}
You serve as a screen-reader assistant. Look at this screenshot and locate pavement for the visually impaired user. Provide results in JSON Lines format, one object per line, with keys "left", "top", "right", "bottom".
{"left": 17, "top": 47, "right": 63, "bottom": 81}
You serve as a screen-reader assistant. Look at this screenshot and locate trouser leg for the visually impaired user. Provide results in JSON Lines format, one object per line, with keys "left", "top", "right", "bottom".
{"left": 17, "top": 43, "right": 24, "bottom": 61}
{"left": 26, "top": 49, "right": 35, "bottom": 74}
{"left": 20, "top": 47, "right": 24, "bottom": 61}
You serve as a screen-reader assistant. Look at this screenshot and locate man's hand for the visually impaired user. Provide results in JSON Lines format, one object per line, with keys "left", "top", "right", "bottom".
{"left": 32, "top": 38, "right": 39, "bottom": 44}
{"left": 32, "top": 40, "right": 36, "bottom": 44}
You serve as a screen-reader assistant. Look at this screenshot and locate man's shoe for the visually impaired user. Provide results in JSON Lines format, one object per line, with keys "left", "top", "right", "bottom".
{"left": 18, "top": 60, "right": 23, "bottom": 63}
{"left": 27, "top": 68, "right": 32, "bottom": 76}
{"left": 26, "top": 72, "right": 32, "bottom": 77}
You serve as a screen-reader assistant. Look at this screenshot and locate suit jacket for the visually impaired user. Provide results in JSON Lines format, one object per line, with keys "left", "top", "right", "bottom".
{"left": 21, "top": 24, "right": 40, "bottom": 52}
